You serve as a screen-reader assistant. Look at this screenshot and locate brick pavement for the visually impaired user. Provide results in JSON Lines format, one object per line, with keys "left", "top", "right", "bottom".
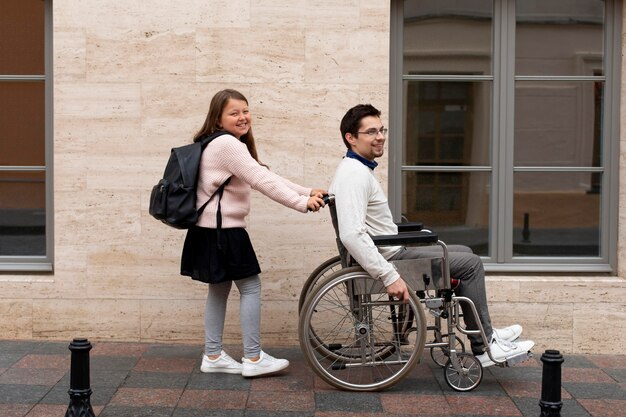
{"left": 0, "top": 340, "right": 624, "bottom": 417}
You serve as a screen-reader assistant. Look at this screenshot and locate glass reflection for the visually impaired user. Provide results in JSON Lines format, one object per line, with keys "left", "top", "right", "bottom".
{"left": 516, "top": 0, "right": 604, "bottom": 76}
{"left": 513, "top": 172, "right": 600, "bottom": 257}
{"left": 404, "top": 81, "right": 491, "bottom": 166}
{"left": 514, "top": 80, "right": 603, "bottom": 167}
{"left": 403, "top": 0, "right": 492, "bottom": 75}
{"left": 0, "top": 171, "right": 46, "bottom": 256}
{"left": 402, "top": 171, "right": 490, "bottom": 256}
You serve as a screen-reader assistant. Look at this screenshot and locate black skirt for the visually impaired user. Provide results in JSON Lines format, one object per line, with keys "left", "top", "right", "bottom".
{"left": 180, "top": 226, "right": 261, "bottom": 284}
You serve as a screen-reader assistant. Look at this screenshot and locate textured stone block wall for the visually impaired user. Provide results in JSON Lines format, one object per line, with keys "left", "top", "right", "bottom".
{"left": 0, "top": 0, "right": 624, "bottom": 354}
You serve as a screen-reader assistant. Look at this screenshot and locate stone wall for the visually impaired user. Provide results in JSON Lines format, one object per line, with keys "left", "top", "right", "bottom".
{"left": 0, "top": 0, "right": 624, "bottom": 355}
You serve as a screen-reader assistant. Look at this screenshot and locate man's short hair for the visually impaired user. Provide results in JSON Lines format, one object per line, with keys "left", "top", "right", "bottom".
{"left": 340, "top": 104, "right": 382, "bottom": 149}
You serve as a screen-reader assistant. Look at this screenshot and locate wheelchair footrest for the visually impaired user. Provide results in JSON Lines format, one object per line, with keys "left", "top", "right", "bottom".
{"left": 502, "top": 351, "right": 534, "bottom": 367}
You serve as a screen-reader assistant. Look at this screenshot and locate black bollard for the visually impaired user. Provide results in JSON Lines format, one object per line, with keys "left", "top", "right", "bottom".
{"left": 539, "top": 349, "right": 564, "bottom": 417}
{"left": 65, "top": 338, "right": 95, "bottom": 417}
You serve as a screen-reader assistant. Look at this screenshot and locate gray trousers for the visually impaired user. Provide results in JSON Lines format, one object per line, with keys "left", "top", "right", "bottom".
{"left": 204, "top": 275, "right": 261, "bottom": 359}
{"left": 390, "top": 245, "right": 493, "bottom": 354}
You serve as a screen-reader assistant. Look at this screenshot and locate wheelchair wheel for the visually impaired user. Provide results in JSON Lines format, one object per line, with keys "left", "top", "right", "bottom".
{"left": 430, "top": 335, "right": 466, "bottom": 367}
{"left": 299, "top": 267, "right": 426, "bottom": 391}
{"left": 303, "top": 266, "right": 416, "bottom": 363}
{"left": 443, "top": 353, "right": 483, "bottom": 392}
{"left": 298, "top": 255, "right": 342, "bottom": 313}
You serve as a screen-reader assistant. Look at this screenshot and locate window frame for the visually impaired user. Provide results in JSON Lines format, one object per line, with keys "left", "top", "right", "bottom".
{"left": 0, "top": 0, "right": 53, "bottom": 272}
{"left": 389, "top": 0, "right": 620, "bottom": 273}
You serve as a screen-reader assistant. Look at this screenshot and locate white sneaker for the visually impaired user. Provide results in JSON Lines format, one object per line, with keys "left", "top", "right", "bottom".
{"left": 241, "top": 350, "right": 289, "bottom": 377}
{"left": 200, "top": 351, "right": 243, "bottom": 374}
{"left": 493, "top": 324, "right": 523, "bottom": 342}
{"left": 476, "top": 337, "right": 535, "bottom": 368}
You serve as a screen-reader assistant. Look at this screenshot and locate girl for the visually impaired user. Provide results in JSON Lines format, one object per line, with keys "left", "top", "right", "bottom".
{"left": 181, "top": 89, "right": 325, "bottom": 377}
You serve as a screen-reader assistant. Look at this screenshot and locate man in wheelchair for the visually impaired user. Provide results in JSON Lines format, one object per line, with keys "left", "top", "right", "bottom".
{"left": 328, "top": 104, "right": 535, "bottom": 368}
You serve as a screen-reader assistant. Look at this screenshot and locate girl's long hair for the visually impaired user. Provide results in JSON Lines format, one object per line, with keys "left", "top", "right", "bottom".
{"left": 193, "top": 89, "right": 262, "bottom": 164}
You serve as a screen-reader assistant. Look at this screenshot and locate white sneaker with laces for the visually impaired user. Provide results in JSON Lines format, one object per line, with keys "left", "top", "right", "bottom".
{"left": 200, "top": 350, "right": 243, "bottom": 374}
{"left": 476, "top": 337, "right": 535, "bottom": 368}
{"left": 241, "top": 350, "right": 289, "bottom": 377}
{"left": 493, "top": 324, "right": 523, "bottom": 342}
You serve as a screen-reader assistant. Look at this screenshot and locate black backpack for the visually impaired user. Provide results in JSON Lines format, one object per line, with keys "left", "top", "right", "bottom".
{"left": 149, "top": 131, "right": 231, "bottom": 229}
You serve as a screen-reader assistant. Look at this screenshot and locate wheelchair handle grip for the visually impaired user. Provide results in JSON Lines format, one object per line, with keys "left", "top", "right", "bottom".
{"left": 308, "top": 193, "right": 334, "bottom": 211}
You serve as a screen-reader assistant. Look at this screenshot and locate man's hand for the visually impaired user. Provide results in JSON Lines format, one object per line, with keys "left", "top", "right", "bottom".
{"left": 385, "top": 277, "right": 409, "bottom": 303}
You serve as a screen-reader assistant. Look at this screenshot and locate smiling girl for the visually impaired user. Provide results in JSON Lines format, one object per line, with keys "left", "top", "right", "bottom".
{"left": 181, "top": 89, "right": 326, "bottom": 377}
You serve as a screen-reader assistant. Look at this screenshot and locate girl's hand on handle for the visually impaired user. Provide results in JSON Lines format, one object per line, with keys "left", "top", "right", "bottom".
{"left": 307, "top": 195, "right": 326, "bottom": 212}
{"left": 310, "top": 188, "right": 327, "bottom": 198}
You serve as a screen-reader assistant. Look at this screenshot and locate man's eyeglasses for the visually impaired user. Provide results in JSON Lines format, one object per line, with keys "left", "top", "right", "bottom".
{"left": 356, "top": 128, "right": 388, "bottom": 137}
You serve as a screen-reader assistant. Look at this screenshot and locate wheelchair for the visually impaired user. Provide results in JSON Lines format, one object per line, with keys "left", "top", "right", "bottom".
{"left": 298, "top": 195, "right": 528, "bottom": 392}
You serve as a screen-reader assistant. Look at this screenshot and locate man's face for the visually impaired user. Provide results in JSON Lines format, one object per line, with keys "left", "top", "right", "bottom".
{"left": 346, "top": 116, "right": 386, "bottom": 161}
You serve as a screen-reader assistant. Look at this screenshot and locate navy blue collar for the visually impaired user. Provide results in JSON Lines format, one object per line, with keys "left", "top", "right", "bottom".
{"left": 346, "top": 149, "right": 378, "bottom": 170}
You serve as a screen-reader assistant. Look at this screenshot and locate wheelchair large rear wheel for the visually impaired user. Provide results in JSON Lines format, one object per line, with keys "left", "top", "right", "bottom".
{"left": 298, "top": 255, "right": 342, "bottom": 313}
{"left": 299, "top": 268, "right": 427, "bottom": 391}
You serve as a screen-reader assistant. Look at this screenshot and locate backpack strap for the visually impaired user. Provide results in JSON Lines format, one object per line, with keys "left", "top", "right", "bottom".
{"left": 196, "top": 130, "right": 232, "bottom": 248}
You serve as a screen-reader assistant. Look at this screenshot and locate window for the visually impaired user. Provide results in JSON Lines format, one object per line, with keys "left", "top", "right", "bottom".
{"left": 390, "top": 0, "right": 620, "bottom": 272}
{"left": 0, "top": 0, "right": 52, "bottom": 271}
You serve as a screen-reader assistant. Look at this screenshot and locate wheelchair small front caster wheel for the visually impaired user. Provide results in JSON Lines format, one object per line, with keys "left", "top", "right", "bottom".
{"left": 430, "top": 335, "right": 465, "bottom": 367}
{"left": 443, "top": 353, "right": 483, "bottom": 392}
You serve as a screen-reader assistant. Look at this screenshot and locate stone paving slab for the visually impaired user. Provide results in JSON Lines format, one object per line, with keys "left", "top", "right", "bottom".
{"left": 0, "top": 340, "right": 624, "bottom": 416}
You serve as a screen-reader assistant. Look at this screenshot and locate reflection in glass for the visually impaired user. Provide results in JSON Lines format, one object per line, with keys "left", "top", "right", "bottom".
{"left": 0, "top": 82, "right": 46, "bottom": 166}
{"left": 514, "top": 80, "right": 603, "bottom": 167}
{"left": 402, "top": 171, "right": 489, "bottom": 256}
{"left": 513, "top": 172, "right": 600, "bottom": 257}
{"left": 515, "top": 0, "right": 604, "bottom": 76}
{"left": 404, "top": 81, "right": 491, "bottom": 166}
{"left": 0, "top": 171, "right": 46, "bottom": 256}
{"left": 403, "top": 0, "right": 492, "bottom": 75}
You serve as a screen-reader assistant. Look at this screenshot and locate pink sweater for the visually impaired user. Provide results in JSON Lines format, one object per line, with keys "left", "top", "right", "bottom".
{"left": 196, "top": 134, "right": 311, "bottom": 228}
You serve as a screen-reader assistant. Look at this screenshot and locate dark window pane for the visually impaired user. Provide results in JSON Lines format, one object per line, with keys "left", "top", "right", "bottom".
{"left": 513, "top": 172, "right": 600, "bottom": 256}
{"left": 0, "top": 171, "right": 46, "bottom": 256}
{"left": 404, "top": 81, "right": 490, "bottom": 166}
{"left": 0, "top": 81, "right": 45, "bottom": 166}
{"left": 402, "top": 171, "right": 489, "bottom": 256}
{"left": 514, "top": 81, "right": 603, "bottom": 167}
{"left": 516, "top": 0, "right": 604, "bottom": 76}
{"left": 403, "top": 0, "right": 492, "bottom": 75}
{"left": 0, "top": 0, "right": 45, "bottom": 74}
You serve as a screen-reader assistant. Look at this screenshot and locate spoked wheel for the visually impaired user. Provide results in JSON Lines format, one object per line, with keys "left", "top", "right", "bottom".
{"left": 298, "top": 255, "right": 342, "bottom": 313}
{"left": 299, "top": 267, "right": 427, "bottom": 391}
{"left": 430, "top": 335, "right": 466, "bottom": 367}
{"left": 443, "top": 352, "right": 483, "bottom": 392}
{"left": 302, "top": 264, "right": 409, "bottom": 363}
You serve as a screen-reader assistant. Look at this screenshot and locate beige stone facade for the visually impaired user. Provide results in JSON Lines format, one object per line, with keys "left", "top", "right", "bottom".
{"left": 0, "top": 1, "right": 625, "bottom": 355}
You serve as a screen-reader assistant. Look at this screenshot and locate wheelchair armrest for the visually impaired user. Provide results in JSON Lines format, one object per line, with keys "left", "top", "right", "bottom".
{"left": 395, "top": 222, "right": 423, "bottom": 232}
{"left": 371, "top": 231, "right": 438, "bottom": 246}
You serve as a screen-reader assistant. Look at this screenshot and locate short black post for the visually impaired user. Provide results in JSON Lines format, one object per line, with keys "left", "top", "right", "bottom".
{"left": 65, "top": 338, "right": 95, "bottom": 417}
{"left": 539, "top": 349, "right": 564, "bottom": 417}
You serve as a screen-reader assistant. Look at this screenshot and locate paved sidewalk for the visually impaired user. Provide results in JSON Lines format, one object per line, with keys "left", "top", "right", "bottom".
{"left": 0, "top": 339, "right": 624, "bottom": 417}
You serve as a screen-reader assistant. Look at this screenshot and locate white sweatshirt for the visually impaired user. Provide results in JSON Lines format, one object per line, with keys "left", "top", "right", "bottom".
{"left": 328, "top": 157, "right": 402, "bottom": 286}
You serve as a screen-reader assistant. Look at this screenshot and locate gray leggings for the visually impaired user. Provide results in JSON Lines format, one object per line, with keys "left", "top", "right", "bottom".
{"left": 390, "top": 245, "right": 493, "bottom": 354}
{"left": 204, "top": 275, "right": 261, "bottom": 359}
